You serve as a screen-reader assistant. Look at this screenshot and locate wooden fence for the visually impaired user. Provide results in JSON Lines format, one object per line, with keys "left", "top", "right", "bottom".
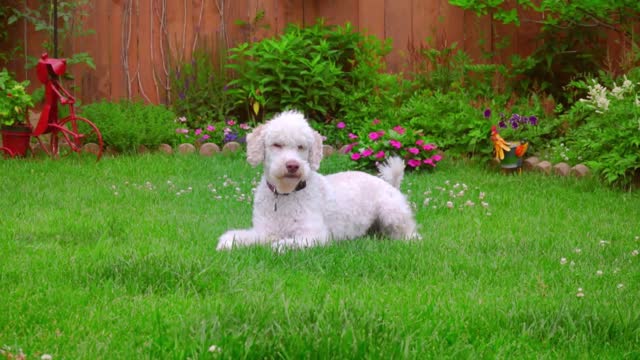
{"left": 1, "top": 0, "right": 631, "bottom": 105}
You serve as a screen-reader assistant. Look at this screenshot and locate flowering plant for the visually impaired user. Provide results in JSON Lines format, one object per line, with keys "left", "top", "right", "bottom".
{"left": 0, "top": 69, "right": 33, "bottom": 126}
{"left": 339, "top": 118, "right": 443, "bottom": 171}
{"left": 484, "top": 108, "right": 538, "bottom": 140}
{"left": 175, "top": 118, "right": 252, "bottom": 146}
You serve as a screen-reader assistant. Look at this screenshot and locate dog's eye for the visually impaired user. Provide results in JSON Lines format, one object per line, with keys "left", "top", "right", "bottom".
{"left": 297, "top": 145, "right": 306, "bottom": 151}
{"left": 272, "top": 143, "right": 283, "bottom": 149}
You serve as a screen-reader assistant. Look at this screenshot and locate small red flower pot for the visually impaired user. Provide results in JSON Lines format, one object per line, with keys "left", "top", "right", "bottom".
{"left": 1, "top": 124, "right": 31, "bottom": 157}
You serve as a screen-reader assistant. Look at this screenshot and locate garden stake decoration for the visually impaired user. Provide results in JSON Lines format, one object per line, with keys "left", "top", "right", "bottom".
{"left": 486, "top": 109, "right": 535, "bottom": 173}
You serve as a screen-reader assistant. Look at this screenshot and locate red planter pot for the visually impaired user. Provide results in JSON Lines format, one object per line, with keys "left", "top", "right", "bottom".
{"left": 1, "top": 124, "right": 32, "bottom": 157}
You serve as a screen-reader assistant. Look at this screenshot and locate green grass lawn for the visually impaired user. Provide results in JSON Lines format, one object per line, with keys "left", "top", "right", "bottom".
{"left": 1, "top": 153, "right": 639, "bottom": 359}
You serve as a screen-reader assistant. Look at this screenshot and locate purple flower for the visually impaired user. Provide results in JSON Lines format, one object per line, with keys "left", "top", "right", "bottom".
{"left": 224, "top": 133, "right": 238, "bottom": 143}
{"left": 498, "top": 120, "right": 507, "bottom": 129}
{"left": 337, "top": 122, "right": 346, "bottom": 129}
{"left": 529, "top": 116, "right": 538, "bottom": 126}
{"left": 484, "top": 109, "right": 492, "bottom": 118}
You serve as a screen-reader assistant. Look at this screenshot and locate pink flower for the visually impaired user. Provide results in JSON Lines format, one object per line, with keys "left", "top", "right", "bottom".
{"left": 431, "top": 154, "right": 443, "bottom": 162}
{"left": 176, "top": 128, "right": 189, "bottom": 134}
{"left": 423, "top": 144, "right": 437, "bottom": 151}
{"left": 372, "top": 118, "right": 381, "bottom": 125}
{"left": 408, "top": 147, "right": 420, "bottom": 155}
{"left": 416, "top": 139, "right": 424, "bottom": 146}
{"left": 389, "top": 139, "right": 402, "bottom": 149}
{"left": 375, "top": 151, "right": 385, "bottom": 159}
{"left": 362, "top": 148, "right": 373, "bottom": 157}
{"left": 195, "top": 129, "right": 203, "bottom": 136}
{"left": 239, "top": 123, "right": 251, "bottom": 130}
{"left": 369, "top": 132, "right": 381, "bottom": 141}
{"left": 226, "top": 119, "right": 236, "bottom": 126}
{"left": 343, "top": 143, "right": 357, "bottom": 153}
{"left": 206, "top": 125, "right": 215, "bottom": 132}
{"left": 407, "top": 159, "right": 421, "bottom": 168}
{"left": 351, "top": 153, "right": 361, "bottom": 161}
{"left": 177, "top": 116, "right": 187, "bottom": 123}
{"left": 423, "top": 158, "right": 435, "bottom": 167}
{"left": 348, "top": 133, "right": 358, "bottom": 140}
{"left": 201, "top": 134, "right": 211, "bottom": 141}
{"left": 337, "top": 122, "right": 346, "bottom": 129}
{"left": 392, "top": 125, "right": 405, "bottom": 135}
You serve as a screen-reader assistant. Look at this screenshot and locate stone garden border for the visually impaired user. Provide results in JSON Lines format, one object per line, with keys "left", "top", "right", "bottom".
{"left": 79, "top": 142, "right": 592, "bottom": 179}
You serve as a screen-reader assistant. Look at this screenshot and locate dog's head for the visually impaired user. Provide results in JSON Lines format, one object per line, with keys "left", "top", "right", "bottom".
{"left": 246, "top": 110, "right": 323, "bottom": 194}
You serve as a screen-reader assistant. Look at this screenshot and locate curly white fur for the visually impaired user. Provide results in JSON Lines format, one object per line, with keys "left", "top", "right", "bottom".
{"left": 216, "top": 110, "right": 420, "bottom": 251}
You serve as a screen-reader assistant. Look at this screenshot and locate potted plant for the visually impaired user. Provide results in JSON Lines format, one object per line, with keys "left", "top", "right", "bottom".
{"left": 485, "top": 109, "right": 538, "bottom": 170}
{"left": 1, "top": 68, "right": 34, "bottom": 156}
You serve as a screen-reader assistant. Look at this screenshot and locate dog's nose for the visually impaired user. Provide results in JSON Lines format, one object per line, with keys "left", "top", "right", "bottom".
{"left": 285, "top": 161, "right": 300, "bottom": 174}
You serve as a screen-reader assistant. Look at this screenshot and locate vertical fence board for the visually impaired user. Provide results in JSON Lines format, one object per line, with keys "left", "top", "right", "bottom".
{"left": 384, "top": 0, "right": 412, "bottom": 72}
{"left": 358, "top": 0, "right": 385, "bottom": 41}
{"left": 1, "top": 0, "right": 636, "bottom": 105}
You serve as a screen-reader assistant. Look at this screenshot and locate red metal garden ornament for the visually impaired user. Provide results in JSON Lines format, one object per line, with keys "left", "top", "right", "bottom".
{"left": 1, "top": 53, "right": 104, "bottom": 159}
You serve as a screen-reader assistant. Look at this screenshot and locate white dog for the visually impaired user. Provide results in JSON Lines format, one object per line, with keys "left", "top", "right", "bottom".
{"left": 216, "top": 110, "right": 420, "bottom": 251}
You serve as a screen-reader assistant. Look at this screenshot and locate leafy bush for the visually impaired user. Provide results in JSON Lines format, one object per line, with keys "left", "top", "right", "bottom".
{"left": 564, "top": 71, "right": 640, "bottom": 188}
{"left": 80, "top": 101, "right": 178, "bottom": 152}
{"left": 337, "top": 118, "right": 443, "bottom": 171}
{"left": 226, "top": 20, "right": 393, "bottom": 125}
{"left": 391, "top": 90, "right": 490, "bottom": 158}
{"left": 169, "top": 37, "right": 233, "bottom": 129}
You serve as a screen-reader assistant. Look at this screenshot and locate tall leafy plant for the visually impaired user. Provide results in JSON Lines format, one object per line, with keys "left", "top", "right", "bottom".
{"left": 170, "top": 37, "right": 233, "bottom": 129}
{"left": 225, "top": 21, "right": 392, "bottom": 124}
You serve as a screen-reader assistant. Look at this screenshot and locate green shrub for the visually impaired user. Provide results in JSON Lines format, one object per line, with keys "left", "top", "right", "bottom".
{"left": 226, "top": 20, "right": 392, "bottom": 125}
{"left": 80, "top": 101, "right": 178, "bottom": 152}
{"left": 565, "top": 71, "right": 640, "bottom": 188}
{"left": 337, "top": 118, "right": 443, "bottom": 171}
{"left": 170, "top": 37, "right": 233, "bottom": 129}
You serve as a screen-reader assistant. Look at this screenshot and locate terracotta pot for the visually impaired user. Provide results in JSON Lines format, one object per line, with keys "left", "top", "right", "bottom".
{"left": 1, "top": 124, "right": 31, "bottom": 157}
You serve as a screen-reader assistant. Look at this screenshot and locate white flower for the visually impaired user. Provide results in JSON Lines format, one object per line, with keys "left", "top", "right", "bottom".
{"left": 41, "top": 355, "right": 53, "bottom": 360}
{"left": 446, "top": 201, "right": 454, "bottom": 209}
{"left": 465, "top": 200, "right": 475, "bottom": 207}
{"left": 576, "top": 288, "right": 585, "bottom": 297}
{"left": 560, "top": 257, "right": 568, "bottom": 265}
{"left": 617, "top": 283, "right": 625, "bottom": 289}
{"left": 632, "top": 249, "right": 639, "bottom": 256}
{"left": 208, "top": 345, "right": 222, "bottom": 353}
{"left": 596, "top": 270, "right": 603, "bottom": 276}
{"left": 599, "top": 240, "right": 610, "bottom": 246}
{"left": 574, "top": 248, "right": 582, "bottom": 254}
{"left": 481, "top": 201, "right": 489, "bottom": 208}
{"left": 423, "top": 198, "right": 431, "bottom": 206}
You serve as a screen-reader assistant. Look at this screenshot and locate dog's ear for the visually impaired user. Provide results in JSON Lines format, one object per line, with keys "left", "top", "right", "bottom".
{"left": 246, "top": 124, "right": 266, "bottom": 166}
{"left": 309, "top": 130, "right": 324, "bottom": 170}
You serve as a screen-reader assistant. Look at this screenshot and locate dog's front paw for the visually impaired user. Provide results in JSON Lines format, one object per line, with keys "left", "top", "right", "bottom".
{"left": 216, "top": 232, "right": 236, "bottom": 251}
{"left": 271, "top": 237, "right": 316, "bottom": 253}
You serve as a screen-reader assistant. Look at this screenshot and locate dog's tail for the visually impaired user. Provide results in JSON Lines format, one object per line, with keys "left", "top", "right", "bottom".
{"left": 377, "top": 156, "right": 405, "bottom": 189}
